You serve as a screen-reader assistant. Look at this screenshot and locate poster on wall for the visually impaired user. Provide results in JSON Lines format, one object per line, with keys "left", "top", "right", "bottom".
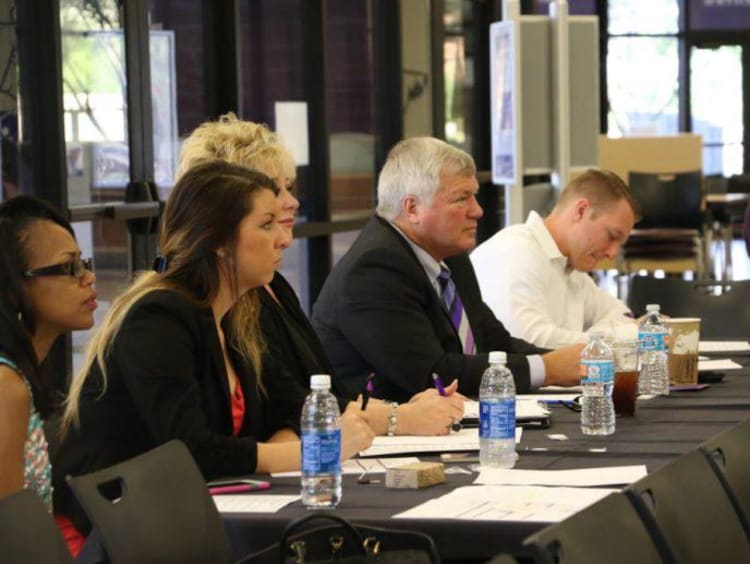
{"left": 490, "top": 21, "right": 517, "bottom": 186}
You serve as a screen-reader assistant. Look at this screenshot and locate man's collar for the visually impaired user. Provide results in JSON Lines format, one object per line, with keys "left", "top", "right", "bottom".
{"left": 388, "top": 219, "right": 445, "bottom": 282}
{"left": 526, "top": 211, "right": 569, "bottom": 267}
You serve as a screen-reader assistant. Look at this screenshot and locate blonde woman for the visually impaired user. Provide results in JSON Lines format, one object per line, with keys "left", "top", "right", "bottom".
{"left": 53, "top": 161, "right": 374, "bottom": 554}
{"left": 177, "top": 114, "right": 464, "bottom": 436}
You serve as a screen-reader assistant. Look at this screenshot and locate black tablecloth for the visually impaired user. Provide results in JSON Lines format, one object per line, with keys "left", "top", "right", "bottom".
{"left": 223, "top": 356, "right": 750, "bottom": 562}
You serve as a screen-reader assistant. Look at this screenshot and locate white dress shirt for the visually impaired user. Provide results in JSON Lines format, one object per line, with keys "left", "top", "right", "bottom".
{"left": 470, "top": 211, "right": 637, "bottom": 348}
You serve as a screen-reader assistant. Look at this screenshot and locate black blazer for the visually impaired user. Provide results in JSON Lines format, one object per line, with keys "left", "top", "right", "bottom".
{"left": 260, "top": 274, "right": 350, "bottom": 410}
{"left": 53, "top": 289, "right": 305, "bottom": 534}
{"left": 311, "top": 216, "right": 547, "bottom": 402}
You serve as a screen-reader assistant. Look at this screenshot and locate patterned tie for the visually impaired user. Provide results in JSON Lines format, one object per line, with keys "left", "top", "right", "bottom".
{"left": 437, "top": 266, "right": 476, "bottom": 355}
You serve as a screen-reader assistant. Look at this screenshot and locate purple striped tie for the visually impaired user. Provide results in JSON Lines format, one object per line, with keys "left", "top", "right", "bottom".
{"left": 438, "top": 267, "right": 476, "bottom": 355}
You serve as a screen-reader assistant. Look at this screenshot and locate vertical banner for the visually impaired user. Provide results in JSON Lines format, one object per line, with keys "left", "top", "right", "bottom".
{"left": 490, "top": 21, "right": 517, "bottom": 186}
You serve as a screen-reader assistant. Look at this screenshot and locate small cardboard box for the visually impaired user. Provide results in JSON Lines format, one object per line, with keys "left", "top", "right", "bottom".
{"left": 385, "top": 462, "right": 445, "bottom": 489}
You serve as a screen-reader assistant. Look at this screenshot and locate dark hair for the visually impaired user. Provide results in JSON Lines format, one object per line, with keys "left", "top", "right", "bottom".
{"left": 0, "top": 195, "right": 75, "bottom": 417}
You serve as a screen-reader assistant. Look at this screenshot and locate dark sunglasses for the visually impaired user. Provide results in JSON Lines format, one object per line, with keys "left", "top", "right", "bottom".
{"left": 23, "top": 257, "right": 94, "bottom": 279}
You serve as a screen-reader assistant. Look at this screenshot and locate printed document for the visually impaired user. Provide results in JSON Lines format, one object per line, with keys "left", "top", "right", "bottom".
{"left": 394, "top": 485, "right": 616, "bottom": 522}
{"left": 699, "top": 341, "right": 750, "bottom": 353}
{"left": 212, "top": 495, "right": 299, "bottom": 514}
{"left": 474, "top": 465, "right": 647, "bottom": 487}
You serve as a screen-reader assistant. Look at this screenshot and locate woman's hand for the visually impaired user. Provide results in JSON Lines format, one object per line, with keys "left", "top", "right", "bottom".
{"left": 399, "top": 382, "right": 465, "bottom": 436}
{"left": 340, "top": 403, "right": 375, "bottom": 460}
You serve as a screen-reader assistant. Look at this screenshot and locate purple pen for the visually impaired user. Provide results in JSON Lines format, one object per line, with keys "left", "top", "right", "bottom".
{"left": 432, "top": 373, "right": 447, "bottom": 397}
{"left": 361, "top": 372, "right": 375, "bottom": 410}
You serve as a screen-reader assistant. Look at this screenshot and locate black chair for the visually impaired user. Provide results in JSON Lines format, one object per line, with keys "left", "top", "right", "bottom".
{"left": 523, "top": 492, "right": 675, "bottom": 564}
{"left": 66, "top": 440, "right": 235, "bottom": 564}
{"left": 700, "top": 418, "right": 750, "bottom": 533}
{"left": 0, "top": 489, "right": 73, "bottom": 564}
{"left": 628, "top": 276, "right": 750, "bottom": 338}
{"left": 622, "top": 170, "right": 709, "bottom": 279}
{"left": 624, "top": 450, "right": 750, "bottom": 563}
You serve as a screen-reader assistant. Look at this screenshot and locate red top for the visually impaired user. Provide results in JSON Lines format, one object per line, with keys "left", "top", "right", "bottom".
{"left": 55, "top": 513, "right": 85, "bottom": 558}
{"left": 232, "top": 382, "right": 245, "bottom": 436}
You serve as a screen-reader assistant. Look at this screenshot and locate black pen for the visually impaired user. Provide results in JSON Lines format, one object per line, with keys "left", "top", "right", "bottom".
{"left": 361, "top": 373, "right": 375, "bottom": 411}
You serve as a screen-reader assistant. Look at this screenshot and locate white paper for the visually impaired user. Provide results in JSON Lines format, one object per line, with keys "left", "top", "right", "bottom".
{"left": 463, "top": 399, "right": 550, "bottom": 420}
{"left": 272, "top": 457, "right": 419, "bottom": 478}
{"left": 212, "top": 494, "right": 299, "bottom": 514}
{"left": 699, "top": 341, "right": 750, "bottom": 353}
{"left": 474, "top": 465, "right": 647, "bottom": 487}
{"left": 698, "top": 359, "right": 743, "bottom": 371}
{"left": 540, "top": 385, "right": 582, "bottom": 393}
{"left": 359, "top": 428, "right": 521, "bottom": 458}
{"left": 393, "top": 485, "right": 616, "bottom": 522}
{"left": 274, "top": 101, "right": 309, "bottom": 166}
{"left": 519, "top": 394, "right": 581, "bottom": 403}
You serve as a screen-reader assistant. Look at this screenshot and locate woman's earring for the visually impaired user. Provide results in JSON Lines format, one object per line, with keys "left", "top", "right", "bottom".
{"left": 17, "top": 311, "right": 22, "bottom": 322}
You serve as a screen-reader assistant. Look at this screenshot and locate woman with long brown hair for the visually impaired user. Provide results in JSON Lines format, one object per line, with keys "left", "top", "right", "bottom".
{"left": 53, "top": 161, "right": 373, "bottom": 555}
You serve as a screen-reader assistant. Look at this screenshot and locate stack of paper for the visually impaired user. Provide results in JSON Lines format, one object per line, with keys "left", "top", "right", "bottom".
{"left": 359, "top": 428, "right": 522, "bottom": 457}
{"left": 272, "top": 457, "right": 419, "bottom": 478}
{"left": 698, "top": 359, "right": 743, "bottom": 371}
{"left": 463, "top": 399, "right": 550, "bottom": 421}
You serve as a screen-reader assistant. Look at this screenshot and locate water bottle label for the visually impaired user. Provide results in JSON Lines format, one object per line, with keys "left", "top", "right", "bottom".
{"left": 580, "top": 360, "right": 614, "bottom": 384}
{"left": 639, "top": 331, "right": 666, "bottom": 352}
{"left": 479, "top": 399, "right": 515, "bottom": 440}
{"left": 301, "top": 430, "right": 341, "bottom": 475}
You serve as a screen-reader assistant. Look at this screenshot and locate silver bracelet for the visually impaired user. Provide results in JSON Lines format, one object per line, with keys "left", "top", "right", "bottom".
{"left": 386, "top": 402, "right": 399, "bottom": 436}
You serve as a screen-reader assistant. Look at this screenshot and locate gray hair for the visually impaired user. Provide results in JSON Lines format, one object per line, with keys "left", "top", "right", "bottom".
{"left": 376, "top": 137, "right": 477, "bottom": 220}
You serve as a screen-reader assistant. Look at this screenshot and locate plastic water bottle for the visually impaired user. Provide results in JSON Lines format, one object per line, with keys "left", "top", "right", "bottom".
{"left": 479, "top": 351, "right": 517, "bottom": 468}
{"left": 638, "top": 304, "right": 670, "bottom": 396}
{"left": 301, "top": 374, "right": 342, "bottom": 508}
{"left": 580, "top": 331, "right": 615, "bottom": 435}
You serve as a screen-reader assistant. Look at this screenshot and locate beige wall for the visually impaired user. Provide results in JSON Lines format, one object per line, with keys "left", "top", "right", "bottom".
{"left": 400, "top": 0, "right": 433, "bottom": 138}
{"left": 598, "top": 134, "right": 703, "bottom": 182}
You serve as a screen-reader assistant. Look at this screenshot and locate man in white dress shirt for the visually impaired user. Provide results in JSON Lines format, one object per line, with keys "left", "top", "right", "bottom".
{"left": 471, "top": 169, "right": 640, "bottom": 348}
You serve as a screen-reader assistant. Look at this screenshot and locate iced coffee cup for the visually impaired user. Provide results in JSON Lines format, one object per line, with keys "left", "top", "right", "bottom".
{"left": 665, "top": 318, "right": 701, "bottom": 385}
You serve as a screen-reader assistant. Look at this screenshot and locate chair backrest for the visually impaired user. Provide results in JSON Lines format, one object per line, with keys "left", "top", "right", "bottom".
{"left": 700, "top": 418, "right": 750, "bottom": 531}
{"left": 624, "top": 450, "right": 750, "bottom": 564}
{"left": 66, "top": 440, "right": 234, "bottom": 564}
{"left": 523, "top": 492, "right": 675, "bottom": 564}
{"left": 628, "top": 276, "right": 750, "bottom": 338}
{"left": 0, "top": 489, "right": 73, "bottom": 564}
{"left": 628, "top": 171, "right": 704, "bottom": 229}
{"left": 727, "top": 173, "right": 750, "bottom": 194}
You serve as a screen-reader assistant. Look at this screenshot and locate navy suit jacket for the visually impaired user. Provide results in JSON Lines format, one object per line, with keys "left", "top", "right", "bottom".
{"left": 312, "top": 216, "right": 547, "bottom": 402}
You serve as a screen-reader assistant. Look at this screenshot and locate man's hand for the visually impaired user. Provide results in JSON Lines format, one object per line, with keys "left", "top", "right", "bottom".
{"left": 541, "top": 343, "right": 585, "bottom": 387}
{"left": 399, "top": 382, "right": 465, "bottom": 435}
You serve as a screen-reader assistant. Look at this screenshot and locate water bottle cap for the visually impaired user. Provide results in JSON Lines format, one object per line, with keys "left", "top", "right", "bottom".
{"left": 590, "top": 330, "right": 604, "bottom": 340}
{"left": 310, "top": 374, "right": 331, "bottom": 389}
{"left": 488, "top": 351, "right": 507, "bottom": 364}
{"left": 646, "top": 304, "right": 661, "bottom": 312}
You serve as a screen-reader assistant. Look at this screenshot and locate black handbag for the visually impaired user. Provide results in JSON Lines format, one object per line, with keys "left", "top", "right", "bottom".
{"left": 237, "top": 512, "right": 440, "bottom": 564}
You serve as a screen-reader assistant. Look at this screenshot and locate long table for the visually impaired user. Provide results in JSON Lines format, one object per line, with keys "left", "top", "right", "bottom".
{"left": 222, "top": 356, "right": 750, "bottom": 562}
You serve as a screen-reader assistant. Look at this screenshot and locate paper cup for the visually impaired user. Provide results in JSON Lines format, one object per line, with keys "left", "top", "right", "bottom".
{"left": 665, "top": 318, "right": 701, "bottom": 385}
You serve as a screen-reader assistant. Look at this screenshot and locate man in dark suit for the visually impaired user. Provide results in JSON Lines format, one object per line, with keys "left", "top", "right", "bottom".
{"left": 312, "top": 137, "right": 582, "bottom": 403}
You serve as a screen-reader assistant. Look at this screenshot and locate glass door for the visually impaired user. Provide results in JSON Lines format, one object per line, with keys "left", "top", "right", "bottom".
{"left": 690, "top": 44, "right": 744, "bottom": 175}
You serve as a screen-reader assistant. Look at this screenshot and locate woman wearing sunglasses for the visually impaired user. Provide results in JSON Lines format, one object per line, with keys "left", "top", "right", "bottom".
{"left": 0, "top": 196, "right": 96, "bottom": 509}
